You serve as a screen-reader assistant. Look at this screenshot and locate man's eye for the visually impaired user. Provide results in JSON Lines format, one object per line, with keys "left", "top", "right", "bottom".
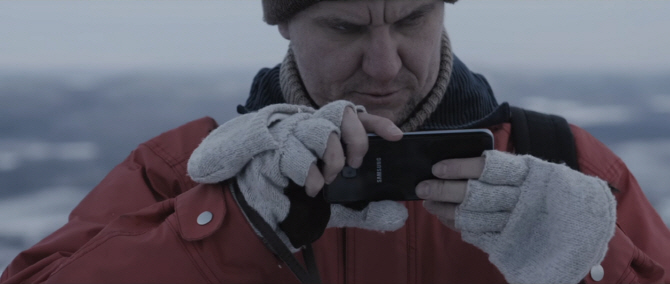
{"left": 331, "top": 23, "right": 362, "bottom": 34}
{"left": 396, "top": 14, "right": 424, "bottom": 28}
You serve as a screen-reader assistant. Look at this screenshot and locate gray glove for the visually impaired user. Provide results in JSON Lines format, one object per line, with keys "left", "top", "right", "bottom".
{"left": 188, "top": 101, "right": 407, "bottom": 251}
{"left": 456, "top": 150, "right": 617, "bottom": 284}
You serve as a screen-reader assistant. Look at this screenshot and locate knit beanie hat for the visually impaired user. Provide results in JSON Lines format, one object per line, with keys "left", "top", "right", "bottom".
{"left": 263, "top": 0, "right": 458, "bottom": 25}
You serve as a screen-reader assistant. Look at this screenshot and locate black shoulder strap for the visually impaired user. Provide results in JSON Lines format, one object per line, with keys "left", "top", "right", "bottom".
{"left": 510, "top": 106, "right": 580, "bottom": 171}
{"left": 229, "top": 181, "right": 322, "bottom": 284}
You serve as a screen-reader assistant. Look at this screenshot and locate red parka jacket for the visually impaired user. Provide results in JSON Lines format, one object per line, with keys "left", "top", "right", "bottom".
{"left": 2, "top": 117, "right": 669, "bottom": 283}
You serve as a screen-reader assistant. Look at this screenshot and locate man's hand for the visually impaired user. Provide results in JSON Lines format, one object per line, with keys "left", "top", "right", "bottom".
{"left": 188, "top": 101, "right": 408, "bottom": 251}
{"left": 305, "top": 108, "right": 403, "bottom": 197}
{"left": 415, "top": 156, "right": 485, "bottom": 230}
{"left": 415, "top": 150, "right": 617, "bottom": 284}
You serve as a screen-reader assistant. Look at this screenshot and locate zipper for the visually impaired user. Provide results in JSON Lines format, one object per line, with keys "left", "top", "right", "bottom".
{"left": 342, "top": 228, "right": 347, "bottom": 284}
{"left": 407, "top": 201, "right": 416, "bottom": 284}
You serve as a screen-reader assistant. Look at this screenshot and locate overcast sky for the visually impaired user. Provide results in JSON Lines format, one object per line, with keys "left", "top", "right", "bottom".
{"left": 1, "top": 0, "right": 669, "bottom": 73}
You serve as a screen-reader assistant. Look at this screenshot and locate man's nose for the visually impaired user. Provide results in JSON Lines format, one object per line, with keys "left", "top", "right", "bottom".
{"left": 362, "top": 29, "right": 402, "bottom": 83}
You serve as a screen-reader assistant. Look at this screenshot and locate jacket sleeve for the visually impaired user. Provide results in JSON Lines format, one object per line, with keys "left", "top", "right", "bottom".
{"left": 571, "top": 126, "right": 670, "bottom": 283}
{"left": 0, "top": 117, "right": 228, "bottom": 283}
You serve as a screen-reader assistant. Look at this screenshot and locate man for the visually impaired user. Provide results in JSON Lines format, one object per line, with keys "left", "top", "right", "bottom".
{"left": 2, "top": 1, "right": 669, "bottom": 283}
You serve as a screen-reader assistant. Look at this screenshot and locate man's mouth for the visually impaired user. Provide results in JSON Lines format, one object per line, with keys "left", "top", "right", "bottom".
{"left": 350, "top": 90, "right": 404, "bottom": 107}
{"left": 356, "top": 90, "right": 400, "bottom": 97}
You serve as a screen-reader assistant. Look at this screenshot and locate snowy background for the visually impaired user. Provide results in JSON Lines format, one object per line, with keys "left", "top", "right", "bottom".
{"left": 1, "top": 0, "right": 669, "bottom": 270}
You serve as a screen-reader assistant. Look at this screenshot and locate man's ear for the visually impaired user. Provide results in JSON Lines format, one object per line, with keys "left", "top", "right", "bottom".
{"left": 278, "top": 23, "right": 290, "bottom": 40}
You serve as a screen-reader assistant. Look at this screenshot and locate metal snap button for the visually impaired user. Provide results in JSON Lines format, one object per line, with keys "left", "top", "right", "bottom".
{"left": 590, "top": 264, "right": 604, "bottom": 281}
{"left": 197, "top": 211, "right": 213, "bottom": 225}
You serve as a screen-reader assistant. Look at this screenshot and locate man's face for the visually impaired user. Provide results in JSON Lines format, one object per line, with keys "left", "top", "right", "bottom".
{"left": 279, "top": 0, "right": 445, "bottom": 124}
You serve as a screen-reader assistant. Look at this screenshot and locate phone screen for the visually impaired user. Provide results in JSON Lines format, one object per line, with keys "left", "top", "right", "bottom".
{"left": 324, "top": 129, "right": 494, "bottom": 203}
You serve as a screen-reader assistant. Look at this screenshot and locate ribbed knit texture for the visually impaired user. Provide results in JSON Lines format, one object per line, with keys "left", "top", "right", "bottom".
{"left": 262, "top": 0, "right": 459, "bottom": 25}
{"left": 245, "top": 55, "right": 509, "bottom": 132}
{"left": 279, "top": 48, "right": 313, "bottom": 108}
{"left": 279, "top": 32, "right": 454, "bottom": 132}
{"left": 262, "top": 0, "right": 316, "bottom": 25}
{"left": 399, "top": 31, "right": 453, "bottom": 131}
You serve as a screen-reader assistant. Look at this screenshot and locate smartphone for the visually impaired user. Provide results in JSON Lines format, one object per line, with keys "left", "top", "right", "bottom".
{"left": 323, "top": 129, "right": 494, "bottom": 203}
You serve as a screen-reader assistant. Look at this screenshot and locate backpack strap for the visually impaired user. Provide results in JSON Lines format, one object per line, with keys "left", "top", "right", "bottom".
{"left": 510, "top": 106, "right": 580, "bottom": 171}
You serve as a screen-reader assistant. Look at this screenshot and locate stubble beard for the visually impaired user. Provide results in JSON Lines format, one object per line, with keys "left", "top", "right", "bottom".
{"left": 394, "top": 93, "right": 423, "bottom": 126}
{"left": 339, "top": 76, "right": 426, "bottom": 126}
{"left": 339, "top": 89, "right": 425, "bottom": 126}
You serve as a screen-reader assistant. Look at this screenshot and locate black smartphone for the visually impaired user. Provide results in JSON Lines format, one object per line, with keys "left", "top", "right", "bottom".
{"left": 323, "top": 129, "right": 494, "bottom": 203}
